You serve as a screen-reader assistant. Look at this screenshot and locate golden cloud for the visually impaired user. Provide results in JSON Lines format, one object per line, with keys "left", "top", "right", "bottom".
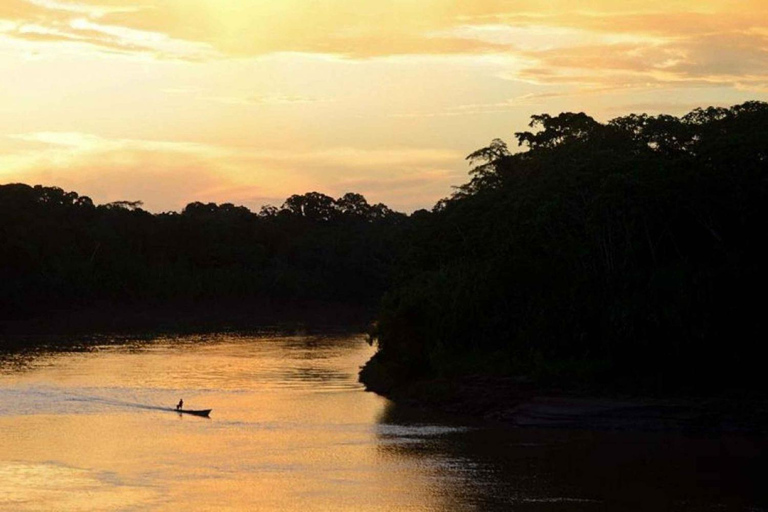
{"left": 1, "top": 0, "right": 765, "bottom": 93}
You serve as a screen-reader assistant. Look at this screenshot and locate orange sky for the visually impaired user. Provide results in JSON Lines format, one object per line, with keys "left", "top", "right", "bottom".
{"left": 1, "top": 0, "right": 766, "bottom": 211}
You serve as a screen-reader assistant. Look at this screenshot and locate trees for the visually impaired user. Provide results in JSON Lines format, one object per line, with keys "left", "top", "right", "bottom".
{"left": 0, "top": 185, "right": 404, "bottom": 321}
{"left": 370, "top": 101, "right": 768, "bottom": 392}
{"left": 282, "top": 192, "right": 337, "bottom": 221}
{"left": 515, "top": 112, "right": 602, "bottom": 150}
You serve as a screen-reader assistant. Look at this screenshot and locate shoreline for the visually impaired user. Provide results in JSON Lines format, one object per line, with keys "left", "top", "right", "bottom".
{"left": 0, "top": 300, "right": 373, "bottom": 344}
{"left": 359, "top": 356, "right": 768, "bottom": 434}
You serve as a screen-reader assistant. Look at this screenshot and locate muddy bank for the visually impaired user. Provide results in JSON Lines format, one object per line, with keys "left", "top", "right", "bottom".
{"left": 359, "top": 355, "right": 768, "bottom": 434}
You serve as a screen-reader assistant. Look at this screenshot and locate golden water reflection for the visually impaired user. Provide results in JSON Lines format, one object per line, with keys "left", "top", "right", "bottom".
{"left": 1, "top": 332, "right": 766, "bottom": 511}
{"left": 0, "top": 333, "right": 465, "bottom": 511}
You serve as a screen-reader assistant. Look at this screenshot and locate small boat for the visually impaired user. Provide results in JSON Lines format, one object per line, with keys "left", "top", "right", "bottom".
{"left": 176, "top": 408, "right": 212, "bottom": 417}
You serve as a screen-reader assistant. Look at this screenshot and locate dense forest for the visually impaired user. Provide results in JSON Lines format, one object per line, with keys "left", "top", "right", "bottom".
{"left": 366, "top": 101, "right": 768, "bottom": 395}
{"left": 3, "top": 101, "right": 767, "bottom": 394}
{"left": 0, "top": 187, "right": 406, "bottom": 323}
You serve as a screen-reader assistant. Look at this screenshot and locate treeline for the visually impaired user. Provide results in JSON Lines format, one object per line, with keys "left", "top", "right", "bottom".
{"left": 367, "top": 101, "right": 768, "bottom": 393}
{"left": 0, "top": 187, "right": 405, "bottom": 320}
{"left": 3, "top": 101, "right": 767, "bottom": 393}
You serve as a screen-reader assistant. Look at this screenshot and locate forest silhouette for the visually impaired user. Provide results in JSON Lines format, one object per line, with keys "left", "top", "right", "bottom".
{"left": 0, "top": 188, "right": 405, "bottom": 318}
{"left": 2, "top": 101, "right": 767, "bottom": 394}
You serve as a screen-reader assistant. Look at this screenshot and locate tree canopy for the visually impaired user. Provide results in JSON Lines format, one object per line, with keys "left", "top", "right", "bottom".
{"left": 370, "top": 101, "right": 768, "bottom": 393}
{"left": 0, "top": 186, "right": 405, "bottom": 320}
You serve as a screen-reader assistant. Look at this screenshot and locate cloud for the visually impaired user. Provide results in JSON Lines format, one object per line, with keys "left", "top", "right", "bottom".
{"left": 205, "top": 94, "right": 332, "bottom": 107}
{"left": 0, "top": 0, "right": 216, "bottom": 59}
{"left": 0, "top": 0, "right": 508, "bottom": 59}
{"left": 511, "top": 30, "right": 768, "bottom": 92}
{"left": 25, "top": 0, "right": 138, "bottom": 16}
{"left": 1, "top": 0, "right": 767, "bottom": 95}
{"left": 462, "top": 6, "right": 768, "bottom": 92}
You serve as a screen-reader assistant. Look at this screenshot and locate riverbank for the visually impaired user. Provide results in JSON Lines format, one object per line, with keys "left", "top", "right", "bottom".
{"left": 359, "top": 355, "right": 768, "bottom": 434}
{"left": 0, "top": 299, "right": 373, "bottom": 346}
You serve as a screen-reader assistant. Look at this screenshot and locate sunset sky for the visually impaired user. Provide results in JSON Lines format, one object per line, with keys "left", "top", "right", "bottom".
{"left": 1, "top": 0, "right": 767, "bottom": 212}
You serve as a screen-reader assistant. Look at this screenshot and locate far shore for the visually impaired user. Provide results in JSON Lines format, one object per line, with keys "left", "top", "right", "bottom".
{"left": 0, "top": 299, "right": 374, "bottom": 344}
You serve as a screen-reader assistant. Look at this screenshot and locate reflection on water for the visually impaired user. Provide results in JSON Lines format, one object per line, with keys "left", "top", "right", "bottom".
{"left": 1, "top": 332, "right": 766, "bottom": 511}
{"left": 378, "top": 405, "right": 768, "bottom": 511}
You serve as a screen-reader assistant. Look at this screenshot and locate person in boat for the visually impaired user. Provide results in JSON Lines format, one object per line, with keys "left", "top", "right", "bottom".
{"left": 176, "top": 399, "right": 183, "bottom": 411}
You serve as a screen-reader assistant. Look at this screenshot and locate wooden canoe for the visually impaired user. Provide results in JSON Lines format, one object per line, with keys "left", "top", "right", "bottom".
{"left": 176, "top": 408, "right": 212, "bottom": 417}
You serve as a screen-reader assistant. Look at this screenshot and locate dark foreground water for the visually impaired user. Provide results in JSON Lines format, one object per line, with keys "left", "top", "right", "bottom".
{"left": 1, "top": 332, "right": 765, "bottom": 511}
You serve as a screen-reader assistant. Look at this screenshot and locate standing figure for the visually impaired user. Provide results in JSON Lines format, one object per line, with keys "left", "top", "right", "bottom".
{"left": 176, "top": 398, "right": 183, "bottom": 411}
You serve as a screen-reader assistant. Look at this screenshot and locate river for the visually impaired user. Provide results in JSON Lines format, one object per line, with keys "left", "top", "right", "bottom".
{"left": 1, "top": 332, "right": 765, "bottom": 511}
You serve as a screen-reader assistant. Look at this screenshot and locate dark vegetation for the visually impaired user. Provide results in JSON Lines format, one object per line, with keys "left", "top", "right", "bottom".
{"left": 365, "top": 101, "right": 768, "bottom": 396}
{"left": 3, "top": 101, "right": 767, "bottom": 396}
{"left": 0, "top": 188, "right": 404, "bottom": 333}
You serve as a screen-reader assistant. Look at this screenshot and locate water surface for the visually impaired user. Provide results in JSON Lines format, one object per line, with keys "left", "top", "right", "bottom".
{"left": 1, "top": 332, "right": 765, "bottom": 511}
